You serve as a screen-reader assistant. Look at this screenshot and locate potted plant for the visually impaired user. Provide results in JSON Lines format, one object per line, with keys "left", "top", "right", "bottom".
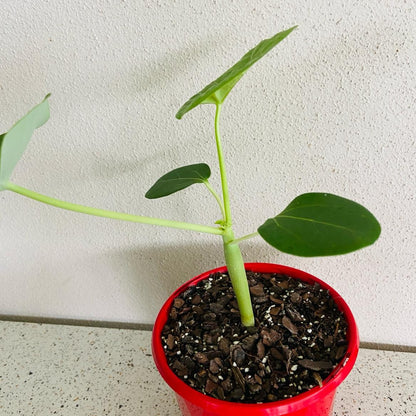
{"left": 1, "top": 26, "right": 380, "bottom": 415}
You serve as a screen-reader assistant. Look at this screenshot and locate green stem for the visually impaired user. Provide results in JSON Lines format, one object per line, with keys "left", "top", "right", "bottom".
{"left": 214, "top": 103, "right": 232, "bottom": 226}
{"left": 6, "top": 182, "right": 224, "bottom": 236}
{"left": 213, "top": 103, "right": 254, "bottom": 326}
{"left": 203, "top": 180, "right": 226, "bottom": 222}
{"left": 232, "top": 232, "right": 259, "bottom": 245}
{"left": 222, "top": 228, "right": 255, "bottom": 327}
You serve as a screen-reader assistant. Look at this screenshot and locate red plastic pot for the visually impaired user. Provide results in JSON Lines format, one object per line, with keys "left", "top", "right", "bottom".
{"left": 152, "top": 263, "right": 359, "bottom": 416}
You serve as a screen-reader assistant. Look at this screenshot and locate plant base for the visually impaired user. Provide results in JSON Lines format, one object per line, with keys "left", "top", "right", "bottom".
{"left": 152, "top": 263, "right": 359, "bottom": 416}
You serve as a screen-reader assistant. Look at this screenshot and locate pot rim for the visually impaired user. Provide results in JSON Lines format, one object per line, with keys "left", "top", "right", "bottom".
{"left": 152, "top": 263, "right": 359, "bottom": 412}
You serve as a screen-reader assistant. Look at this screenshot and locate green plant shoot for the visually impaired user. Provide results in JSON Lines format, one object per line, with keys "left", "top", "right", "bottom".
{"left": 0, "top": 27, "right": 381, "bottom": 327}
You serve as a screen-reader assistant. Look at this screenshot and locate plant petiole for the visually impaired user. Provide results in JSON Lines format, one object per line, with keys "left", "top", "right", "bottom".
{"left": 214, "top": 103, "right": 232, "bottom": 227}
{"left": 231, "top": 232, "right": 260, "bottom": 245}
{"left": 203, "top": 180, "right": 226, "bottom": 221}
{"left": 6, "top": 182, "right": 224, "bottom": 236}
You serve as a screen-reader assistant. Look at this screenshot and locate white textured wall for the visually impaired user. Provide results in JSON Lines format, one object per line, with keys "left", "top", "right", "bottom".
{"left": 0, "top": 1, "right": 415, "bottom": 346}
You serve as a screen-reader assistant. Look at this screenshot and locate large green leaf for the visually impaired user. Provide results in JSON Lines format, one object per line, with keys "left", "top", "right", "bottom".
{"left": 145, "top": 163, "right": 211, "bottom": 199}
{"left": 258, "top": 193, "right": 381, "bottom": 257}
{"left": 0, "top": 94, "right": 50, "bottom": 190}
{"left": 176, "top": 26, "right": 297, "bottom": 119}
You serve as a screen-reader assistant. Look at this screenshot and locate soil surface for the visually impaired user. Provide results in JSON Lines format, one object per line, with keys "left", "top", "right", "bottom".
{"left": 161, "top": 271, "right": 349, "bottom": 404}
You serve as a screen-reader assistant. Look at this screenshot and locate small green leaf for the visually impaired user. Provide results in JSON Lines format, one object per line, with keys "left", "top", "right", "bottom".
{"left": 258, "top": 193, "right": 381, "bottom": 257}
{"left": 176, "top": 26, "right": 297, "bottom": 119}
{"left": 0, "top": 94, "right": 51, "bottom": 190}
{"left": 145, "top": 163, "right": 211, "bottom": 199}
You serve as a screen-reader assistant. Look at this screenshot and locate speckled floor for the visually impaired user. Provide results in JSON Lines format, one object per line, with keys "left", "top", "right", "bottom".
{"left": 0, "top": 321, "right": 414, "bottom": 415}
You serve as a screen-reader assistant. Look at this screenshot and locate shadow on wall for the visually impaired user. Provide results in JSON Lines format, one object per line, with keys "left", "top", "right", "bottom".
{"left": 99, "top": 239, "right": 282, "bottom": 322}
{"left": 100, "top": 25, "right": 408, "bottom": 192}
{"left": 130, "top": 35, "right": 221, "bottom": 94}
{"left": 126, "top": 24, "right": 408, "bottom": 104}
{"left": 46, "top": 25, "right": 408, "bottom": 205}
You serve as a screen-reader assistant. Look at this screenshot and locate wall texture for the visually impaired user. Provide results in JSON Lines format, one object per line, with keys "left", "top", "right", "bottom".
{"left": 0, "top": 0, "right": 415, "bottom": 345}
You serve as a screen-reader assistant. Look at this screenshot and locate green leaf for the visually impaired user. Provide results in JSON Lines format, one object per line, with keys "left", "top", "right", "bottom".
{"left": 258, "top": 193, "right": 381, "bottom": 257}
{"left": 0, "top": 94, "right": 51, "bottom": 190}
{"left": 145, "top": 163, "right": 211, "bottom": 199}
{"left": 176, "top": 26, "right": 297, "bottom": 119}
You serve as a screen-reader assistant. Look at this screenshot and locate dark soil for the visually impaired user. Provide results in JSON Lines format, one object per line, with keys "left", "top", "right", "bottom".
{"left": 161, "top": 271, "right": 349, "bottom": 404}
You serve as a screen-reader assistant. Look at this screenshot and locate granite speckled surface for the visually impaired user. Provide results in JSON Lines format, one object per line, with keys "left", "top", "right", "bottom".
{"left": 0, "top": 321, "right": 414, "bottom": 415}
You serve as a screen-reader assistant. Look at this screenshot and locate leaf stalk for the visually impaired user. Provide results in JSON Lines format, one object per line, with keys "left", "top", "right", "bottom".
{"left": 231, "top": 232, "right": 259, "bottom": 245}
{"left": 203, "top": 180, "right": 226, "bottom": 221}
{"left": 6, "top": 182, "right": 224, "bottom": 236}
{"left": 214, "top": 103, "right": 232, "bottom": 226}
